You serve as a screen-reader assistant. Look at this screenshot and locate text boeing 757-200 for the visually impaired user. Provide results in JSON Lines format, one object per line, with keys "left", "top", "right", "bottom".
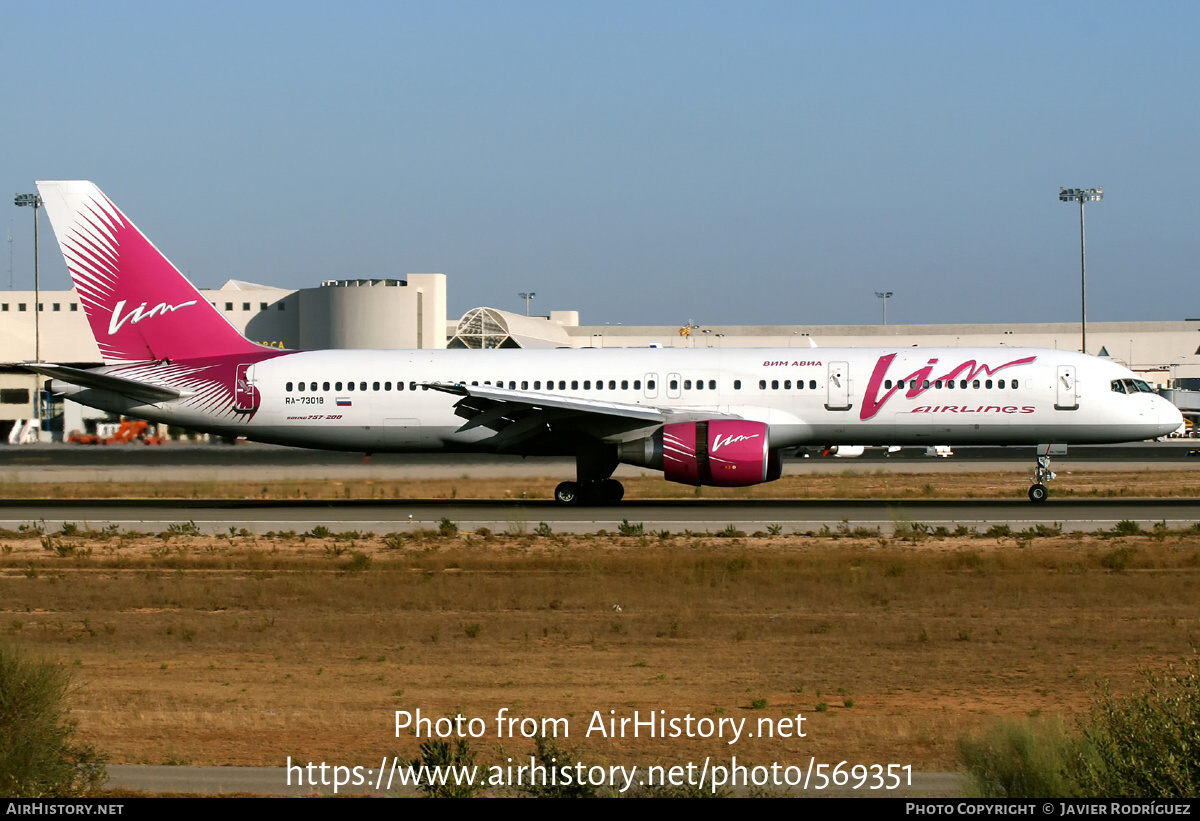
{"left": 23, "top": 180, "right": 1181, "bottom": 504}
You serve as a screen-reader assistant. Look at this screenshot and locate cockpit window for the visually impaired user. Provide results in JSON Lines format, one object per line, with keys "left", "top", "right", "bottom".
{"left": 1113, "top": 378, "right": 1155, "bottom": 395}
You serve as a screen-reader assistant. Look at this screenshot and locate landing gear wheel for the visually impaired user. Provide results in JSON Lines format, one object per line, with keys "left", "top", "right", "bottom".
{"left": 599, "top": 479, "right": 625, "bottom": 504}
{"left": 1028, "top": 452, "right": 1057, "bottom": 503}
{"left": 554, "top": 481, "right": 581, "bottom": 505}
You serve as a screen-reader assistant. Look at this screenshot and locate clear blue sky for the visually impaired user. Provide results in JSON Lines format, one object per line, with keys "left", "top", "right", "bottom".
{"left": 3, "top": 1, "right": 1197, "bottom": 326}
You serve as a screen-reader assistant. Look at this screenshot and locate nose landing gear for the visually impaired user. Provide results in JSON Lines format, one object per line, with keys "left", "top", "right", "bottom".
{"left": 1028, "top": 451, "right": 1058, "bottom": 503}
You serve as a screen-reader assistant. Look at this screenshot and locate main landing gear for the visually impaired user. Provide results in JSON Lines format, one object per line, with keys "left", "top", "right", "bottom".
{"left": 555, "top": 439, "right": 624, "bottom": 505}
{"left": 554, "top": 478, "right": 624, "bottom": 505}
{"left": 1028, "top": 453, "right": 1056, "bottom": 503}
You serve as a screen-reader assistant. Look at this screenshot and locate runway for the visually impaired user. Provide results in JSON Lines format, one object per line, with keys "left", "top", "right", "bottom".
{"left": 2, "top": 441, "right": 1197, "bottom": 533}
{"left": 2, "top": 440, "right": 1198, "bottom": 484}
{"left": 3, "top": 497, "right": 1199, "bottom": 535}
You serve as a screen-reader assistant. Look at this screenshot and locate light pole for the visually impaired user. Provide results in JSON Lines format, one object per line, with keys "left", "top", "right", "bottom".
{"left": 875, "top": 291, "right": 892, "bottom": 325}
{"left": 1059, "top": 187, "right": 1102, "bottom": 354}
{"left": 518, "top": 292, "right": 535, "bottom": 316}
{"left": 14, "top": 193, "right": 42, "bottom": 438}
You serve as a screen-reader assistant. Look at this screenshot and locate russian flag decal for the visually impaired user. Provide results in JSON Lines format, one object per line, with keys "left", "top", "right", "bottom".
{"left": 336, "top": 397, "right": 352, "bottom": 407}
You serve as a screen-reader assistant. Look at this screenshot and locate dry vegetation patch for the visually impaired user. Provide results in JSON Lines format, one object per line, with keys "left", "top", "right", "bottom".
{"left": 3, "top": 523, "right": 1199, "bottom": 773}
{"left": 4, "top": 468, "right": 1200, "bottom": 501}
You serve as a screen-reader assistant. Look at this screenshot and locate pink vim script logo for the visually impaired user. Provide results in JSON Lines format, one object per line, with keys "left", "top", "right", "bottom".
{"left": 859, "top": 353, "right": 1037, "bottom": 421}
{"left": 107, "top": 299, "right": 198, "bottom": 336}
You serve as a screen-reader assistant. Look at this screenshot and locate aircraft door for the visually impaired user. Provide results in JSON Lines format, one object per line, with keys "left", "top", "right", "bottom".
{"left": 667, "top": 372, "right": 682, "bottom": 399}
{"left": 1055, "top": 365, "right": 1078, "bottom": 410}
{"left": 644, "top": 373, "right": 659, "bottom": 399}
{"left": 825, "top": 361, "right": 851, "bottom": 411}
{"left": 233, "top": 363, "right": 260, "bottom": 413}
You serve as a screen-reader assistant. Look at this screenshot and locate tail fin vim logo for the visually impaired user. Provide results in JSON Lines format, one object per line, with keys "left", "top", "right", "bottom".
{"left": 36, "top": 180, "right": 264, "bottom": 364}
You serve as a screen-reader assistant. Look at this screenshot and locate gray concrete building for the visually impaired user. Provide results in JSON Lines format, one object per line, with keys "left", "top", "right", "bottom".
{"left": 4, "top": 271, "right": 1199, "bottom": 438}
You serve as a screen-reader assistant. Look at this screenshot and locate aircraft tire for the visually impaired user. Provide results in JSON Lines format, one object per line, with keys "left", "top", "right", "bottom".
{"left": 555, "top": 481, "right": 581, "bottom": 505}
{"left": 599, "top": 479, "right": 624, "bottom": 504}
{"left": 1028, "top": 483, "right": 1048, "bottom": 503}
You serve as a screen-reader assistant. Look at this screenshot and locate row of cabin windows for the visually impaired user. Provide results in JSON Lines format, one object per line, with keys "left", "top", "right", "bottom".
{"left": 284, "top": 377, "right": 1025, "bottom": 394}
{"left": 758, "top": 379, "right": 820, "bottom": 390}
{"left": 0, "top": 303, "right": 77, "bottom": 312}
{"left": 288, "top": 381, "right": 421, "bottom": 392}
{"left": 883, "top": 378, "right": 1020, "bottom": 390}
{"left": 283, "top": 378, "right": 778, "bottom": 394}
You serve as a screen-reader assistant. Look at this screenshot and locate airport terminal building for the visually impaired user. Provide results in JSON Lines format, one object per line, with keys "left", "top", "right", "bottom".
{"left": 3, "top": 273, "right": 1199, "bottom": 439}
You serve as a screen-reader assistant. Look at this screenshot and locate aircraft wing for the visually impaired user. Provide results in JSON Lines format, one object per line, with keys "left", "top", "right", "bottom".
{"left": 20, "top": 363, "right": 184, "bottom": 404}
{"left": 423, "top": 381, "right": 739, "bottom": 450}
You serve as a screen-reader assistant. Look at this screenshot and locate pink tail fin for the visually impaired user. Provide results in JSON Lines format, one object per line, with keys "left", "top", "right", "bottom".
{"left": 36, "top": 180, "right": 263, "bottom": 363}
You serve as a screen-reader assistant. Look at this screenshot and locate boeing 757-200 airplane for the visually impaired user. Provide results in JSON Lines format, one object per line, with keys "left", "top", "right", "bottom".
{"left": 23, "top": 181, "right": 1181, "bottom": 504}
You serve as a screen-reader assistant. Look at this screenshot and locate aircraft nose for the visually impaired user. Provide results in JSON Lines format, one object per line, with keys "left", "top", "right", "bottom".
{"left": 1156, "top": 396, "right": 1184, "bottom": 435}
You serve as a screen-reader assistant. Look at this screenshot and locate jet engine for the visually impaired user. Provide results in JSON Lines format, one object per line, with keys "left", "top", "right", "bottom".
{"left": 619, "top": 420, "right": 783, "bottom": 487}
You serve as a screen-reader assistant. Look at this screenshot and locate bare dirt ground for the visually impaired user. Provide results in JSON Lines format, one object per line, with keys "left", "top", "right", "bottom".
{"left": 3, "top": 509, "right": 1198, "bottom": 777}
{"left": 3, "top": 467, "right": 1200, "bottom": 501}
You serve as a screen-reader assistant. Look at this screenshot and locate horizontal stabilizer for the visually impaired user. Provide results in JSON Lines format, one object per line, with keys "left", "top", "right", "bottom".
{"left": 21, "top": 363, "right": 183, "bottom": 404}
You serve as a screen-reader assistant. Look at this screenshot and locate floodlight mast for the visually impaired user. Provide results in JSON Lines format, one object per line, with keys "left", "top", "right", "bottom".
{"left": 14, "top": 193, "right": 42, "bottom": 439}
{"left": 518, "top": 292, "right": 536, "bottom": 316}
{"left": 1059, "top": 187, "right": 1103, "bottom": 355}
{"left": 875, "top": 291, "right": 893, "bottom": 325}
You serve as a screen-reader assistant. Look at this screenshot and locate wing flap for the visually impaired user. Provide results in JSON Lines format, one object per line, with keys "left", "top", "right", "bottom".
{"left": 422, "top": 382, "right": 740, "bottom": 447}
{"left": 425, "top": 382, "right": 669, "bottom": 424}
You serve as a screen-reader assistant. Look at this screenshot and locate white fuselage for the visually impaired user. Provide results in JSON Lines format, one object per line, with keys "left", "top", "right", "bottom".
{"left": 61, "top": 346, "right": 1182, "bottom": 453}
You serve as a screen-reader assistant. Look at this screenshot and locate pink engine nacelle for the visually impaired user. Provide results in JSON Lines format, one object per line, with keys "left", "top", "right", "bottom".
{"left": 620, "top": 420, "right": 783, "bottom": 487}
